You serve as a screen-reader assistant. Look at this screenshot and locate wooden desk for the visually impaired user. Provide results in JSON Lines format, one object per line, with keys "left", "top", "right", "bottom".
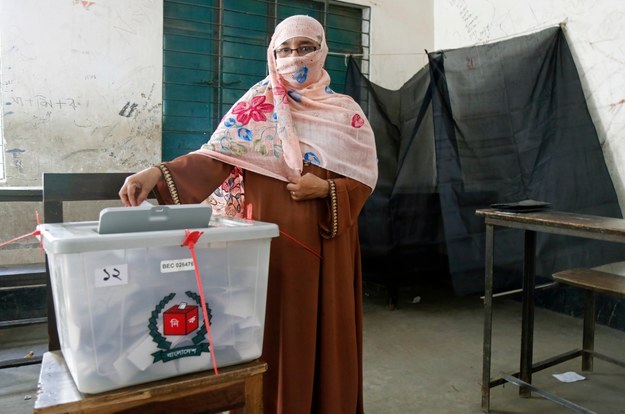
{"left": 476, "top": 208, "right": 625, "bottom": 413}
{"left": 34, "top": 351, "right": 267, "bottom": 414}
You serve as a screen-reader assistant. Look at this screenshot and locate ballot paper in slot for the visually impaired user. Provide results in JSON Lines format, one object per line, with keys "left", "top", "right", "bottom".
{"left": 38, "top": 213, "right": 279, "bottom": 394}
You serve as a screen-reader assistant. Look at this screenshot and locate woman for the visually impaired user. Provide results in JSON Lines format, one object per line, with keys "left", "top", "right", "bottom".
{"left": 119, "top": 15, "right": 377, "bottom": 413}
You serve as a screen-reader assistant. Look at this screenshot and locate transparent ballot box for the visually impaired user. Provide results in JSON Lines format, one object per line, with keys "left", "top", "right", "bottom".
{"left": 39, "top": 205, "right": 278, "bottom": 394}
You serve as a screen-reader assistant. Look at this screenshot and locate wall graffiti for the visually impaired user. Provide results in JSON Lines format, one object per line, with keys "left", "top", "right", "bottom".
{"left": 119, "top": 101, "right": 138, "bottom": 117}
{"left": 5, "top": 95, "right": 80, "bottom": 111}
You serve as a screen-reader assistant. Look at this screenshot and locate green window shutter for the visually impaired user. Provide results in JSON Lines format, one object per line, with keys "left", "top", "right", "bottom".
{"left": 162, "top": 0, "right": 370, "bottom": 161}
{"left": 163, "top": 1, "right": 219, "bottom": 160}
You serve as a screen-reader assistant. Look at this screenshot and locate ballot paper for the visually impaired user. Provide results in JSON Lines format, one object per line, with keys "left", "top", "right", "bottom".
{"left": 552, "top": 371, "right": 586, "bottom": 383}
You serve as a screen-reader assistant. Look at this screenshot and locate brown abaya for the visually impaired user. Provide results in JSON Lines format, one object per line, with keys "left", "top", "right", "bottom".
{"left": 154, "top": 154, "right": 370, "bottom": 414}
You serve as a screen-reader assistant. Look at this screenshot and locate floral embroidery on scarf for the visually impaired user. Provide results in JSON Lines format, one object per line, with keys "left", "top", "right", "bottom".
{"left": 237, "top": 128, "right": 253, "bottom": 141}
{"left": 207, "top": 167, "right": 245, "bottom": 217}
{"left": 351, "top": 113, "right": 365, "bottom": 128}
{"left": 232, "top": 95, "right": 274, "bottom": 125}
{"left": 304, "top": 151, "right": 321, "bottom": 165}
{"left": 209, "top": 112, "right": 281, "bottom": 158}
{"left": 325, "top": 85, "right": 335, "bottom": 94}
{"left": 211, "top": 139, "right": 247, "bottom": 156}
{"left": 293, "top": 67, "right": 308, "bottom": 83}
{"left": 272, "top": 141, "right": 284, "bottom": 158}
{"left": 273, "top": 85, "right": 289, "bottom": 103}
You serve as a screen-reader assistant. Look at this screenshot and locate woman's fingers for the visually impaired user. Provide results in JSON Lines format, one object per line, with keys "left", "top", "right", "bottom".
{"left": 119, "top": 167, "right": 161, "bottom": 207}
{"left": 119, "top": 177, "right": 142, "bottom": 206}
{"left": 286, "top": 173, "right": 328, "bottom": 200}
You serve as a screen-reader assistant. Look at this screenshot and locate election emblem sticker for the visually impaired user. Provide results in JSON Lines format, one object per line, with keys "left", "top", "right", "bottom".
{"left": 149, "top": 291, "right": 212, "bottom": 363}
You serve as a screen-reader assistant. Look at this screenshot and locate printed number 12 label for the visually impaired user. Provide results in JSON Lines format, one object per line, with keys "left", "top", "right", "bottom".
{"left": 95, "top": 264, "right": 129, "bottom": 287}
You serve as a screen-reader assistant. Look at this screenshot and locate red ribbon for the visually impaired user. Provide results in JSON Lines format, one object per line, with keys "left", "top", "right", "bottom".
{"left": 244, "top": 202, "right": 321, "bottom": 259}
{"left": 0, "top": 211, "right": 42, "bottom": 251}
{"left": 182, "top": 229, "right": 219, "bottom": 375}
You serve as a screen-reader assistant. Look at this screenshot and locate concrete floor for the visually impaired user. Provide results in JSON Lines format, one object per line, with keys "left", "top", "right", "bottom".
{"left": 2, "top": 281, "right": 625, "bottom": 413}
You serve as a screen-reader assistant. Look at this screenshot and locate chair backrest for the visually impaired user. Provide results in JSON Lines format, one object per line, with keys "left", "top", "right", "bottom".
{"left": 42, "top": 172, "right": 133, "bottom": 351}
{"left": 42, "top": 172, "right": 133, "bottom": 223}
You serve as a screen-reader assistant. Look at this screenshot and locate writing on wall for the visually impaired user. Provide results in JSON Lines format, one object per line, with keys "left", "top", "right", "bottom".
{"left": 6, "top": 95, "right": 81, "bottom": 111}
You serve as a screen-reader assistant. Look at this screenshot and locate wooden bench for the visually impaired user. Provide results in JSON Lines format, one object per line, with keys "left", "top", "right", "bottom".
{"left": 0, "top": 263, "right": 47, "bottom": 290}
{"left": 0, "top": 263, "right": 48, "bottom": 335}
{"left": 34, "top": 351, "right": 267, "bottom": 414}
{"left": 552, "top": 267, "right": 625, "bottom": 371}
{"left": 0, "top": 186, "right": 47, "bottom": 368}
{"left": 0, "top": 263, "right": 47, "bottom": 369}
{"left": 0, "top": 187, "right": 46, "bottom": 326}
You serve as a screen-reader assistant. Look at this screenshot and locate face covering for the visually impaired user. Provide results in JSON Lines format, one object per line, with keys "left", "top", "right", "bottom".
{"left": 269, "top": 15, "right": 329, "bottom": 91}
{"left": 275, "top": 50, "right": 325, "bottom": 89}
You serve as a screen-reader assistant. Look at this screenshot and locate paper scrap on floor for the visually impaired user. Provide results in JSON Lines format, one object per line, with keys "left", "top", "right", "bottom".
{"left": 552, "top": 371, "right": 586, "bottom": 382}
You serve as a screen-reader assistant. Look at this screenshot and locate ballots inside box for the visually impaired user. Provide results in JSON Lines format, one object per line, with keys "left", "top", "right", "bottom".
{"left": 98, "top": 204, "right": 212, "bottom": 234}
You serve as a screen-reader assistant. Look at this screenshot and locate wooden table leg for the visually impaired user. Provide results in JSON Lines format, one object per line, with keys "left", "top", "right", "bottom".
{"left": 243, "top": 368, "right": 263, "bottom": 413}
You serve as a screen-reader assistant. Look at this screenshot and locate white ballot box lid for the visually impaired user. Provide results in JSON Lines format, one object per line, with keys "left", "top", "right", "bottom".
{"left": 38, "top": 206, "right": 279, "bottom": 255}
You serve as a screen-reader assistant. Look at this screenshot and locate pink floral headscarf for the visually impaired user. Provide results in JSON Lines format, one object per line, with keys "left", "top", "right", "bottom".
{"left": 194, "top": 15, "right": 378, "bottom": 214}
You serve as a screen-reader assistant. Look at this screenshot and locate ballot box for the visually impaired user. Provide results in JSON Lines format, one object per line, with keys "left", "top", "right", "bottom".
{"left": 38, "top": 205, "right": 278, "bottom": 394}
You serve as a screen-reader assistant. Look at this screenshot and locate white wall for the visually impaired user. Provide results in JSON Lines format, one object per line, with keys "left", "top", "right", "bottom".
{"left": 350, "top": 0, "right": 434, "bottom": 90}
{"left": 434, "top": 0, "right": 625, "bottom": 213}
{"left": 0, "top": 0, "right": 163, "bottom": 186}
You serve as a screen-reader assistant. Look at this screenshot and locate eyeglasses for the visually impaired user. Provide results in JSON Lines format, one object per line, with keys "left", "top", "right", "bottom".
{"left": 274, "top": 46, "right": 319, "bottom": 58}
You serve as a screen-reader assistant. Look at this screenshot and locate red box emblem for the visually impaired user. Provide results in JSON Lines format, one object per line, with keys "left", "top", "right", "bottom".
{"left": 163, "top": 303, "right": 199, "bottom": 335}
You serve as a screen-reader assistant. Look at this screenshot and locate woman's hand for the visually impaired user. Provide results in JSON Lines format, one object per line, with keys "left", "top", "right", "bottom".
{"left": 119, "top": 166, "right": 162, "bottom": 207}
{"left": 286, "top": 173, "right": 330, "bottom": 201}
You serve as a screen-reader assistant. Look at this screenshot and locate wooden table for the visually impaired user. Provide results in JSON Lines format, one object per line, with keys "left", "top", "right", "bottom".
{"left": 476, "top": 208, "right": 625, "bottom": 413}
{"left": 34, "top": 351, "right": 267, "bottom": 413}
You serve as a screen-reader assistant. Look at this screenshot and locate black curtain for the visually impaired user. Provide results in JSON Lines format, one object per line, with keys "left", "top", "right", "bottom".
{"left": 347, "top": 57, "right": 448, "bottom": 290}
{"left": 347, "top": 27, "right": 625, "bottom": 296}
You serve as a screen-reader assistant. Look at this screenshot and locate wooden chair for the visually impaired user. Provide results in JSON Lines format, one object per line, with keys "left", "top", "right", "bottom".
{"left": 39, "top": 172, "right": 267, "bottom": 413}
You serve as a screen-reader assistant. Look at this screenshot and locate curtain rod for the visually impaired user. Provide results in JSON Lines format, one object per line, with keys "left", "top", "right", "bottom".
{"left": 327, "top": 51, "right": 366, "bottom": 66}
